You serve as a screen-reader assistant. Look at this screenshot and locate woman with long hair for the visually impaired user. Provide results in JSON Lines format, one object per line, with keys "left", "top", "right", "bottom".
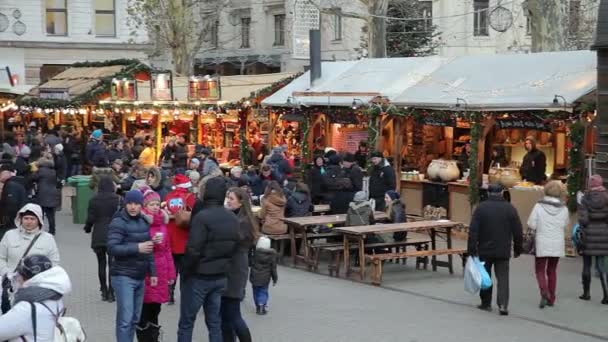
{"left": 222, "top": 187, "right": 257, "bottom": 342}
{"left": 259, "top": 181, "right": 287, "bottom": 235}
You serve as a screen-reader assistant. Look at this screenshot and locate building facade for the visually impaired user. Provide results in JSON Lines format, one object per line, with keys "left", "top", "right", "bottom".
{"left": 0, "top": 0, "right": 150, "bottom": 88}
{"left": 195, "top": 0, "right": 367, "bottom": 75}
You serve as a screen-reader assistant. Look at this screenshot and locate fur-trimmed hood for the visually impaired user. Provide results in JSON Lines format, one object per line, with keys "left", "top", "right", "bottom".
{"left": 146, "top": 166, "right": 162, "bottom": 189}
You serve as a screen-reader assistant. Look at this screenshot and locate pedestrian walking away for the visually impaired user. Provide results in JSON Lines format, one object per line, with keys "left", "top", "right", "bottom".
{"left": 107, "top": 190, "right": 158, "bottom": 342}
{"left": 577, "top": 174, "right": 608, "bottom": 304}
{"left": 250, "top": 236, "right": 278, "bottom": 315}
{"left": 177, "top": 177, "right": 240, "bottom": 342}
{"left": 467, "top": 184, "right": 523, "bottom": 316}
{"left": 527, "top": 181, "right": 568, "bottom": 308}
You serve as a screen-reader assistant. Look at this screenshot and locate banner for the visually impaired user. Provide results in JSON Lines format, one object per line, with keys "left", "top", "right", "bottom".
{"left": 496, "top": 119, "right": 552, "bottom": 132}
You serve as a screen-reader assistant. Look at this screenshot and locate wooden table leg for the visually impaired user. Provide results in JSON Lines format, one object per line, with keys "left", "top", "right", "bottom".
{"left": 302, "top": 226, "right": 310, "bottom": 270}
{"left": 447, "top": 227, "right": 454, "bottom": 274}
{"left": 430, "top": 228, "right": 437, "bottom": 272}
{"left": 290, "top": 224, "right": 297, "bottom": 267}
{"left": 343, "top": 234, "right": 351, "bottom": 277}
{"left": 359, "top": 236, "right": 366, "bottom": 281}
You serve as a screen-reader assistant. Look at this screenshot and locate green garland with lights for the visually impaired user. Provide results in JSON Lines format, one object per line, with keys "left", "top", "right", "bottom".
{"left": 567, "top": 120, "right": 585, "bottom": 211}
{"left": 469, "top": 116, "right": 483, "bottom": 205}
{"left": 300, "top": 115, "right": 311, "bottom": 178}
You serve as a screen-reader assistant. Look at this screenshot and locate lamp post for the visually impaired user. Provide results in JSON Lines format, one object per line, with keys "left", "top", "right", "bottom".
{"left": 455, "top": 97, "right": 468, "bottom": 112}
{"left": 553, "top": 95, "right": 567, "bottom": 111}
{"left": 352, "top": 98, "right": 365, "bottom": 110}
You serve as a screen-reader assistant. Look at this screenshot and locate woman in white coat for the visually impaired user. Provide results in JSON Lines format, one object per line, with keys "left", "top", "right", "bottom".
{"left": 0, "top": 254, "right": 72, "bottom": 342}
{"left": 527, "top": 180, "right": 568, "bottom": 309}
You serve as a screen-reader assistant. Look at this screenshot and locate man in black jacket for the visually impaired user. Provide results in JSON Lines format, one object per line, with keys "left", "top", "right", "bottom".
{"left": 0, "top": 162, "right": 27, "bottom": 239}
{"left": 178, "top": 177, "right": 240, "bottom": 342}
{"left": 173, "top": 134, "right": 189, "bottom": 175}
{"left": 519, "top": 136, "right": 547, "bottom": 184}
{"left": 368, "top": 151, "right": 396, "bottom": 211}
{"left": 467, "top": 184, "right": 523, "bottom": 316}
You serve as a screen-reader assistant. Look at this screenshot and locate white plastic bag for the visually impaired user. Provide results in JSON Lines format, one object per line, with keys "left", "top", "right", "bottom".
{"left": 464, "top": 257, "right": 482, "bottom": 294}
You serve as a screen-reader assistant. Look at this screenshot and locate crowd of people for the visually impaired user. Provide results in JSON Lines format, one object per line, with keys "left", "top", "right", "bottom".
{"left": 0, "top": 127, "right": 605, "bottom": 341}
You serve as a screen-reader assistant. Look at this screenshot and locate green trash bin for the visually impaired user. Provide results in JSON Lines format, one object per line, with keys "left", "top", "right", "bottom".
{"left": 67, "top": 175, "right": 93, "bottom": 225}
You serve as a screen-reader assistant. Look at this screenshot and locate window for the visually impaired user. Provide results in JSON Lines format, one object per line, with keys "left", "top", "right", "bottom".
{"left": 420, "top": 1, "right": 433, "bottom": 32}
{"left": 274, "top": 14, "right": 285, "bottom": 46}
{"left": 569, "top": 0, "right": 581, "bottom": 36}
{"left": 526, "top": 15, "right": 532, "bottom": 36}
{"left": 241, "top": 17, "right": 251, "bottom": 48}
{"left": 473, "top": 0, "right": 489, "bottom": 36}
{"left": 95, "top": 0, "right": 116, "bottom": 37}
{"left": 45, "top": 0, "right": 67, "bottom": 35}
{"left": 332, "top": 12, "right": 342, "bottom": 40}
{"left": 211, "top": 20, "right": 219, "bottom": 48}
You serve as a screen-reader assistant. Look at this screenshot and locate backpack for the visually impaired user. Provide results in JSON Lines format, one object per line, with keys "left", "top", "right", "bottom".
{"left": 25, "top": 302, "right": 87, "bottom": 342}
{"left": 323, "top": 166, "right": 352, "bottom": 191}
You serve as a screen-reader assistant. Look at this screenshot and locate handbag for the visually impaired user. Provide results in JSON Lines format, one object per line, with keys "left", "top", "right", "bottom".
{"left": 522, "top": 228, "right": 536, "bottom": 255}
{"left": 1, "top": 233, "right": 42, "bottom": 312}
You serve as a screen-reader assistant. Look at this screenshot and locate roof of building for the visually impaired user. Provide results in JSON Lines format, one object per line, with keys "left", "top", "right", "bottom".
{"left": 27, "top": 65, "right": 126, "bottom": 98}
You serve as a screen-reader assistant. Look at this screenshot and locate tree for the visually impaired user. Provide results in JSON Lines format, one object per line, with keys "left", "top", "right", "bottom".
{"left": 127, "top": 0, "right": 224, "bottom": 75}
{"left": 385, "top": 0, "right": 440, "bottom": 57}
{"left": 526, "top": 0, "right": 568, "bottom": 52}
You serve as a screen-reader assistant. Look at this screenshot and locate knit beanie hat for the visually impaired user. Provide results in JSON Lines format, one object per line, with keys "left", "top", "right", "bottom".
{"left": 17, "top": 254, "right": 53, "bottom": 281}
{"left": 125, "top": 189, "right": 144, "bottom": 205}
{"left": 590, "top": 174, "right": 604, "bottom": 189}
{"left": 142, "top": 189, "right": 161, "bottom": 205}
{"left": 370, "top": 151, "right": 383, "bottom": 159}
{"left": 188, "top": 170, "right": 201, "bottom": 183}
{"left": 353, "top": 191, "right": 367, "bottom": 203}
{"left": 174, "top": 174, "right": 192, "bottom": 188}
{"left": 386, "top": 190, "right": 400, "bottom": 201}
{"left": 256, "top": 236, "right": 271, "bottom": 250}
{"left": 190, "top": 158, "right": 200, "bottom": 166}
{"left": 92, "top": 129, "right": 103, "bottom": 139}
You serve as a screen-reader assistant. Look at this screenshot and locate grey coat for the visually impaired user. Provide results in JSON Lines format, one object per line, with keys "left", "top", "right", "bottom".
{"left": 223, "top": 212, "right": 254, "bottom": 299}
{"left": 32, "top": 159, "right": 60, "bottom": 208}
{"left": 578, "top": 190, "right": 608, "bottom": 256}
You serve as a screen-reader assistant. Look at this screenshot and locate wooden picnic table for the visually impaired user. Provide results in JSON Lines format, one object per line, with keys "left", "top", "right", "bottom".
{"left": 334, "top": 220, "right": 462, "bottom": 281}
{"left": 251, "top": 204, "right": 330, "bottom": 215}
{"left": 282, "top": 212, "right": 389, "bottom": 268}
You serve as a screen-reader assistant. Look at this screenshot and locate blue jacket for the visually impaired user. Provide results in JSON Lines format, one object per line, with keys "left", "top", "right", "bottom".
{"left": 107, "top": 209, "right": 156, "bottom": 280}
{"left": 85, "top": 140, "right": 108, "bottom": 167}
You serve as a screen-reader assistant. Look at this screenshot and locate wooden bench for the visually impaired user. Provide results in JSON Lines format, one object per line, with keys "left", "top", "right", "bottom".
{"left": 311, "top": 239, "right": 432, "bottom": 277}
{"left": 365, "top": 248, "right": 468, "bottom": 285}
{"left": 268, "top": 233, "right": 303, "bottom": 263}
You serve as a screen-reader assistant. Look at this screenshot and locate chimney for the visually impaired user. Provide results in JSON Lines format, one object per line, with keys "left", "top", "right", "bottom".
{"left": 309, "top": 29, "right": 321, "bottom": 87}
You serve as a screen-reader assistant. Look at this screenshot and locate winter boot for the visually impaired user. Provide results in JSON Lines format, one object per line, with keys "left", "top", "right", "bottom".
{"left": 256, "top": 305, "right": 262, "bottom": 315}
{"left": 100, "top": 286, "right": 109, "bottom": 302}
{"left": 579, "top": 275, "right": 591, "bottom": 301}
{"left": 600, "top": 273, "right": 608, "bottom": 304}
{"left": 136, "top": 323, "right": 149, "bottom": 342}
{"left": 148, "top": 323, "right": 161, "bottom": 342}
{"left": 169, "top": 283, "right": 176, "bottom": 305}
{"left": 261, "top": 305, "right": 268, "bottom": 315}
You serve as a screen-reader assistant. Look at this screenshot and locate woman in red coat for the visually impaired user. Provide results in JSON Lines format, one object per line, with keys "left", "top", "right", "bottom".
{"left": 138, "top": 188, "right": 176, "bottom": 341}
{"left": 163, "top": 174, "right": 196, "bottom": 304}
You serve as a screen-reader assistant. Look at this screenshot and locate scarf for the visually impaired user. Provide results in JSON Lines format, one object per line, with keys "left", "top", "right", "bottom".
{"left": 13, "top": 286, "right": 62, "bottom": 305}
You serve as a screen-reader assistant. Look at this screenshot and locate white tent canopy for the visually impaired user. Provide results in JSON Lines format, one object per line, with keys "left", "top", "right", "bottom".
{"left": 263, "top": 51, "right": 596, "bottom": 111}
{"left": 391, "top": 50, "right": 596, "bottom": 110}
{"left": 262, "top": 57, "right": 446, "bottom": 107}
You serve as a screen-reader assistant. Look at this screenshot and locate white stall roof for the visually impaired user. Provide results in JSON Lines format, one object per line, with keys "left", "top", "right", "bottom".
{"left": 391, "top": 50, "right": 597, "bottom": 110}
{"left": 262, "top": 57, "right": 446, "bottom": 107}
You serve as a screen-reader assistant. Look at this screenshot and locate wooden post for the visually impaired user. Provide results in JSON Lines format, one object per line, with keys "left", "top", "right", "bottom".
{"left": 121, "top": 113, "right": 127, "bottom": 135}
{"left": 393, "top": 116, "right": 404, "bottom": 191}
{"left": 155, "top": 115, "right": 162, "bottom": 163}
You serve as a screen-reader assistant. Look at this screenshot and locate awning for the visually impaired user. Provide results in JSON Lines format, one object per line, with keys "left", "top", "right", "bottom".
{"left": 390, "top": 50, "right": 596, "bottom": 110}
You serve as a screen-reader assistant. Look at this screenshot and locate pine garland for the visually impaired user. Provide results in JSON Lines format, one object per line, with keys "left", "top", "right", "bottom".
{"left": 469, "top": 116, "right": 483, "bottom": 205}
{"left": 567, "top": 120, "right": 585, "bottom": 211}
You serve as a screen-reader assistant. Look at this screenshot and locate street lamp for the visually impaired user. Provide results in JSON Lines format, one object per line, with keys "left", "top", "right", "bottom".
{"left": 286, "top": 96, "right": 297, "bottom": 107}
{"left": 553, "top": 95, "right": 567, "bottom": 111}
{"left": 352, "top": 98, "right": 365, "bottom": 110}
{"left": 455, "top": 98, "right": 468, "bottom": 110}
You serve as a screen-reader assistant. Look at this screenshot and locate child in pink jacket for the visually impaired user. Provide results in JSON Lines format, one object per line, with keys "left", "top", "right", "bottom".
{"left": 137, "top": 188, "right": 176, "bottom": 341}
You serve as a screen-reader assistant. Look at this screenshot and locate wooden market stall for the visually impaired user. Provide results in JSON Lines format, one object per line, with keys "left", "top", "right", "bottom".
{"left": 388, "top": 51, "right": 597, "bottom": 233}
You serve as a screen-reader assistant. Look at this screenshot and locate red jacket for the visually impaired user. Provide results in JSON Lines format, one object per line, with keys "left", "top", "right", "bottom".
{"left": 164, "top": 188, "right": 197, "bottom": 254}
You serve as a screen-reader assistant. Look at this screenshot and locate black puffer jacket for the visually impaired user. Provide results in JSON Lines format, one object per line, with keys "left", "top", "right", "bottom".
{"left": 467, "top": 196, "right": 523, "bottom": 259}
{"left": 285, "top": 188, "right": 312, "bottom": 218}
{"left": 84, "top": 176, "right": 121, "bottom": 249}
{"left": 249, "top": 249, "right": 278, "bottom": 287}
{"left": 107, "top": 208, "right": 156, "bottom": 280}
{"left": 183, "top": 177, "right": 240, "bottom": 279}
{"left": 0, "top": 176, "right": 27, "bottom": 238}
{"left": 173, "top": 142, "right": 189, "bottom": 169}
{"left": 224, "top": 210, "right": 254, "bottom": 299}
{"left": 32, "top": 158, "right": 60, "bottom": 208}
{"left": 578, "top": 190, "right": 608, "bottom": 256}
{"left": 369, "top": 159, "right": 396, "bottom": 199}
{"left": 308, "top": 165, "right": 325, "bottom": 203}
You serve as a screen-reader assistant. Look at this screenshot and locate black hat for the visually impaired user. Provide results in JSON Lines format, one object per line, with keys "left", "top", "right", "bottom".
{"left": 370, "top": 151, "right": 384, "bottom": 159}
{"left": 201, "top": 148, "right": 212, "bottom": 156}
{"left": 204, "top": 177, "right": 228, "bottom": 203}
{"left": 343, "top": 152, "right": 356, "bottom": 163}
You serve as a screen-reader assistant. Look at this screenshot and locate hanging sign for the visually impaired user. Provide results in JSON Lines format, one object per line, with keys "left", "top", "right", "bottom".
{"left": 39, "top": 88, "right": 69, "bottom": 100}
{"left": 111, "top": 79, "right": 137, "bottom": 101}
{"left": 252, "top": 108, "right": 269, "bottom": 122}
{"left": 151, "top": 71, "right": 173, "bottom": 101}
{"left": 496, "top": 119, "right": 552, "bottom": 132}
{"left": 423, "top": 116, "right": 455, "bottom": 127}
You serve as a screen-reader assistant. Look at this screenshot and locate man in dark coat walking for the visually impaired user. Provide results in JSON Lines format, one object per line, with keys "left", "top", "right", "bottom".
{"left": 173, "top": 134, "right": 189, "bottom": 175}
{"left": 178, "top": 177, "right": 240, "bottom": 342}
{"left": 0, "top": 162, "right": 27, "bottom": 239}
{"left": 467, "top": 184, "right": 523, "bottom": 316}
{"left": 368, "top": 151, "right": 396, "bottom": 211}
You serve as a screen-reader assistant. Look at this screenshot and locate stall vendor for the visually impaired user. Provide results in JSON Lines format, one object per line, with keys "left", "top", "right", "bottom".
{"left": 519, "top": 136, "right": 546, "bottom": 184}
{"left": 457, "top": 142, "right": 471, "bottom": 174}
{"left": 490, "top": 145, "right": 509, "bottom": 168}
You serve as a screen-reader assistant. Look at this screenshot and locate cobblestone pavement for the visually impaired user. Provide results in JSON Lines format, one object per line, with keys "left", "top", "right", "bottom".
{"left": 54, "top": 198, "right": 607, "bottom": 342}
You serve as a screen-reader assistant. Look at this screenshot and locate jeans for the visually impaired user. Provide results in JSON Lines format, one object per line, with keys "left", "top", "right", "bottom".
{"left": 177, "top": 276, "right": 226, "bottom": 342}
{"left": 252, "top": 285, "right": 269, "bottom": 306}
{"left": 535, "top": 257, "right": 559, "bottom": 303}
{"left": 68, "top": 163, "right": 82, "bottom": 178}
{"left": 582, "top": 255, "right": 608, "bottom": 298}
{"left": 112, "top": 275, "right": 145, "bottom": 342}
{"left": 94, "top": 247, "right": 113, "bottom": 292}
{"left": 221, "top": 297, "right": 252, "bottom": 342}
{"left": 42, "top": 206, "right": 56, "bottom": 235}
{"left": 479, "top": 257, "right": 510, "bottom": 308}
